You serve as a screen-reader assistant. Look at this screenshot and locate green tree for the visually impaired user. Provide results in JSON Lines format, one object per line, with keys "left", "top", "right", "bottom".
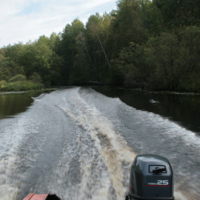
{"left": 68, "top": 33, "right": 92, "bottom": 85}
{"left": 112, "top": 42, "right": 149, "bottom": 88}
{"left": 86, "top": 13, "right": 112, "bottom": 82}
{"left": 60, "top": 19, "right": 85, "bottom": 84}
{"left": 138, "top": 0, "right": 164, "bottom": 36}
{"left": 178, "top": 26, "right": 200, "bottom": 91}
{"left": 0, "top": 57, "right": 24, "bottom": 81}
{"left": 146, "top": 33, "right": 179, "bottom": 90}
{"left": 153, "top": 0, "right": 200, "bottom": 29}
{"left": 108, "top": 0, "right": 148, "bottom": 59}
{"left": 19, "top": 40, "right": 53, "bottom": 86}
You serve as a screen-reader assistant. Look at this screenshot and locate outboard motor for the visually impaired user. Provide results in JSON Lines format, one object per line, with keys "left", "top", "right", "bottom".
{"left": 126, "top": 154, "right": 174, "bottom": 200}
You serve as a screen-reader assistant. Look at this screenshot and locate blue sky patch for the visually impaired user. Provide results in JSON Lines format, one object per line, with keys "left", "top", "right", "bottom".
{"left": 18, "top": 1, "right": 42, "bottom": 16}
{"left": 1, "top": 0, "right": 117, "bottom": 47}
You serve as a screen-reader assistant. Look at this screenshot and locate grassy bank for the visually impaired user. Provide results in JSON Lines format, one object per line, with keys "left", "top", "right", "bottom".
{"left": 0, "top": 80, "right": 44, "bottom": 92}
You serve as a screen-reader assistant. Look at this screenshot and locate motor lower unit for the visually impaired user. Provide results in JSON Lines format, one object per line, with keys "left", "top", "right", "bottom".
{"left": 126, "top": 154, "right": 174, "bottom": 200}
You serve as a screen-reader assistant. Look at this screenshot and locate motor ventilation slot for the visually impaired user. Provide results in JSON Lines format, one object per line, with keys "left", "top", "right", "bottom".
{"left": 149, "top": 165, "right": 167, "bottom": 173}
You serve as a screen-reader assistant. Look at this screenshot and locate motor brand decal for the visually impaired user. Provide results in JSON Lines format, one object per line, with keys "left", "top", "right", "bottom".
{"left": 147, "top": 180, "right": 169, "bottom": 187}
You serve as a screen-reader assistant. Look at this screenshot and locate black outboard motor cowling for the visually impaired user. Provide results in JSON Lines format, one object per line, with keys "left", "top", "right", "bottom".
{"left": 126, "top": 154, "right": 174, "bottom": 200}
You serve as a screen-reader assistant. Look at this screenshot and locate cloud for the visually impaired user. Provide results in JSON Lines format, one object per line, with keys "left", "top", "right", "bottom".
{"left": 0, "top": 0, "right": 117, "bottom": 47}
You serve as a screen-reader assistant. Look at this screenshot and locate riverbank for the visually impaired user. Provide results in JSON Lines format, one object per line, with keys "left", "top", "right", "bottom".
{"left": 1, "top": 82, "right": 200, "bottom": 96}
{"left": 92, "top": 85, "right": 200, "bottom": 96}
{"left": 0, "top": 80, "right": 44, "bottom": 92}
{"left": 126, "top": 88, "right": 200, "bottom": 96}
{"left": 0, "top": 87, "right": 58, "bottom": 95}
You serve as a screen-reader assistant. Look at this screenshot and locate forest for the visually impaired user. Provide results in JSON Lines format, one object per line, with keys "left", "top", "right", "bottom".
{"left": 1, "top": 0, "right": 200, "bottom": 92}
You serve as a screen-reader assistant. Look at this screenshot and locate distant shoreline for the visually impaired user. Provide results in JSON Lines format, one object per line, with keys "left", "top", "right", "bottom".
{"left": 0, "top": 88, "right": 58, "bottom": 95}
{"left": 91, "top": 85, "right": 200, "bottom": 96}
{"left": 1, "top": 85, "right": 200, "bottom": 96}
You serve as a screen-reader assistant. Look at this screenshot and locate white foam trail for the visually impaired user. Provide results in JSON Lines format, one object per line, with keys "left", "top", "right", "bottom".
{"left": 58, "top": 88, "right": 136, "bottom": 200}
{"left": 123, "top": 103, "right": 200, "bottom": 148}
{"left": 0, "top": 103, "right": 44, "bottom": 200}
{"left": 0, "top": 88, "right": 194, "bottom": 200}
{"left": 0, "top": 117, "right": 27, "bottom": 200}
{"left": 0, "top": 185, "right": 18, "bottom": 200}
{"left": 59, "top": 88, "right": 189, "bottom": 200}
{"left": 0, "top": 119, "right": 25, "bottom": 200}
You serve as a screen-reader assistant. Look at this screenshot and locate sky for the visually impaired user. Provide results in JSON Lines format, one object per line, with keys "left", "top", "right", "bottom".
{"left": 0, "top": 0, "right": 117, "bottom": 47}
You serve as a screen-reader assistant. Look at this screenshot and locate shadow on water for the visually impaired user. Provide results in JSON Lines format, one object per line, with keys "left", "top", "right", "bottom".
{"left": 0, "top": 91, "right": 46, "bottom": 119}
{"left": 92, "top": 86, "right": 200, "bottom": 136}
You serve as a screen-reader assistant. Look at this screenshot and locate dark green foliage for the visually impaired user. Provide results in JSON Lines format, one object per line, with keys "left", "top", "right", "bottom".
{"left": 111, "top": 26, "right": 200, "bottom": 92}
{"left": 140, "top": 0, "right": 164, "bottom": 36}
{"left": 146, "top": 33, "right": 179, "bottom": 90}
{"left": 9, "top": 74, "right": 26, "bottom": 82}
{"left": 1, "top": 0, "right": 200, "bottom": 92}
{"left": 178, "top": 26, "right": 200, "bottom": 92}
{"left": 60, "top": 19, "right": 85, "bottom": 84}
{"left": 153, "top": 0, "right": 200, "bottom": 29}
{"left": 68, "top": 33, "right": 92, "bottom": 85}
{"left": 108, "top": 0, "right": 148, "bottom": 59}
{"left": 30, "top": 72, "right": 42, "bottom": 83}
{"left": 0, "top": 80, "right": 7, "bottom": 90}
{"left": 0, "top": 80, "right": 44, "bottom": 91}
{"left": 112, "top": 42, "right": 149, "bottom": 88}
{"left": 0, "top": 58, "right": 24, "bottom": 81}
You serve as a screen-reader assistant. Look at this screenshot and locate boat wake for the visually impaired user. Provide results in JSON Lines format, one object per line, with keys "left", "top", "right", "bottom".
{"left": 0, "top": 87, "right": 199, "bottom": 200}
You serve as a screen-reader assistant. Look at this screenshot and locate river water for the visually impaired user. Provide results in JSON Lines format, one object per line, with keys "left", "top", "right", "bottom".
{"left": 0, "top": 87, "right": 199, "bottom": 200}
